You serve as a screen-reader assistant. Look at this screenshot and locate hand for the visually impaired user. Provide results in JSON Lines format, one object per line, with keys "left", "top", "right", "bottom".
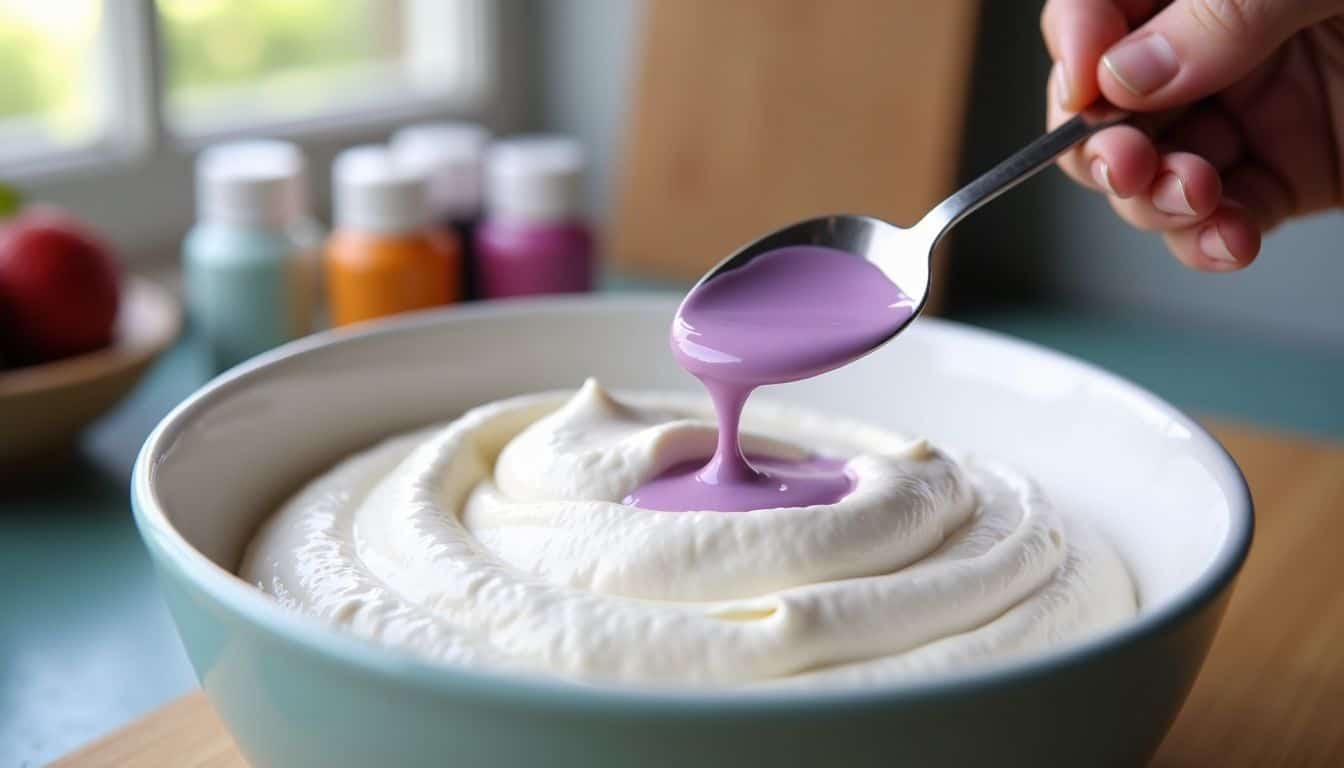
{"left": 1042, "top": 0, "right": 1344, "bottom": 271}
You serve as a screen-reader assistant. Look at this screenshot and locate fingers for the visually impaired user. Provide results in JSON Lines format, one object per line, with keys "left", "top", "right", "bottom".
{"left": 1041, "top": 0, "right": 1167, "bottom": 110}
{"left": 1097, "top": 0, "right": 1335, "bottom": 110}
{"left": 1062, "top": 125, "right": 1161, "bottom": 197}
{"left": 1041, "top": 0, "right": 1134, "bottom": 110}
{"left": 1107, "top": 151, "right": 1221, "bottom": 229}
{"left": 1162, "top": 205, "right": 1261, "bottom": 271}
{"left": 1047, "top": 69, "right": 1160, "bottom": 196}
{"left": 1101, "top": 149, "right": 1271, "bottom": 274}
{"left": 1118, "top": 155, "right": 1283, "bottom": 272}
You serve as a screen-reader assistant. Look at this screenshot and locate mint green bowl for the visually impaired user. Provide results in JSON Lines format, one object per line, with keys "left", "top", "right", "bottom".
{"left": 133, "top": 296, "right": 1251, "bottom": 767}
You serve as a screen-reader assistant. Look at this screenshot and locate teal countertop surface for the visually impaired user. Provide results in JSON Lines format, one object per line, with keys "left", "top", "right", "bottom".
{"left": 4, "top": 304, "right": 1342, "bottom": 766}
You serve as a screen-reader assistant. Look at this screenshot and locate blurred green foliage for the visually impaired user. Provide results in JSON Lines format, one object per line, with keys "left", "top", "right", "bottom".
{"left": 0, "top": 23, "right": 48, "bottom": 118}
{"left": 0, "top": 0, "right": 390, "bottom": 129}
{"left": 159, "top": 0, "right": 387, "bottom": 94}
{"left": 0, "top": 2, "right": 94, "bottom": 125}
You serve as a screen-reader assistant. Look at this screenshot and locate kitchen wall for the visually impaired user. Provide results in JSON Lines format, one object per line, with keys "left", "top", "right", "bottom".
{"left": 535, "top": 0, "right": 1344, "bottom": 352}
{"left": 531, "top": 0, "right": 644, "bottom": 225}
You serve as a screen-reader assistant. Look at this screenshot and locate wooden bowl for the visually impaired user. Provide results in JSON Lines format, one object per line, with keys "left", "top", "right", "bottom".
{"left": 0, "top": 276, "right": 182, "bottom": 464}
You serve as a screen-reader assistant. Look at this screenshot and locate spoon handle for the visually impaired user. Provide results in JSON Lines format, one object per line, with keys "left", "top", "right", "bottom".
{"left": 915, "top": 103, "right": 1130, "bottom": 249}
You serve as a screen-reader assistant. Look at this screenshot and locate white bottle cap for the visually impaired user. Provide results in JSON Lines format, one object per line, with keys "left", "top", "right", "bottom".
{"left": 332, "top": 145, "right": 431, "bottom": 235}
{"left": 390, "top": 122, "right": 490, "bottom": 220}
{"left": 485, "top": 135, "right": 586, "bottom": 222}
{"left": 195, "top": 140, "right": 308, "bottom": 229}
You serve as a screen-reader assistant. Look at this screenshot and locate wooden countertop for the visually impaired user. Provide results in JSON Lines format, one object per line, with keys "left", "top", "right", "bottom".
{"left": 54, "top": 422, "right": 1344, "bottom": 767}
{"left": 1151, "top": 423, "right": 1344, "bottom": 766}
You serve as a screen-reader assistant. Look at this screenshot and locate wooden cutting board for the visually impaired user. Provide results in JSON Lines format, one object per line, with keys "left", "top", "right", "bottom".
{"left": 611, "top": 0, "right": 978, "bottom": 308}
{"left": 54, "top": 422, "right": 1344, "bottom": 767}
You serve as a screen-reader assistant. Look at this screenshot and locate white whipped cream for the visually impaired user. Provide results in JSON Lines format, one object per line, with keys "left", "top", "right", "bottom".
{"left": 241, "top": 380, "right": 1136, "bottom": 687}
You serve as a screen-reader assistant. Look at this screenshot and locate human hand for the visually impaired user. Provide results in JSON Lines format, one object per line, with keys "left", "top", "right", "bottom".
{"left": 1042, "top": 0, "right": 1344, "bottom": 271}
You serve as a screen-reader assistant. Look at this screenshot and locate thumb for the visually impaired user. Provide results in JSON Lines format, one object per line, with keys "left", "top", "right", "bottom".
{"left": 1097, "top": 0, "right": 1331, "bottom": 110}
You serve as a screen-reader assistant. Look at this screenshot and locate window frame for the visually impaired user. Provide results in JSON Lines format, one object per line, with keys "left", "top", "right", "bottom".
{"left": 0, "top": 0, "right": 157, "bottom": 178}
{"left": 160, "top": 0, "right": 493, "bottom": 146}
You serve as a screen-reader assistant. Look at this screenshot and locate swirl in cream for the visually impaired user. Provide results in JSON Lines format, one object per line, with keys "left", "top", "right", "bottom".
{"left": 241, "top": 380, "right": 1136, "bottom": 688}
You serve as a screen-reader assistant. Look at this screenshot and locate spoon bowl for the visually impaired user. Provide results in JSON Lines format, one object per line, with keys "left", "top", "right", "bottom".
{"left": 673, "top": 227, "right": 921, "bottom": 386}
{"left": 694, "top": 213, "right": 931, "bottom": 332}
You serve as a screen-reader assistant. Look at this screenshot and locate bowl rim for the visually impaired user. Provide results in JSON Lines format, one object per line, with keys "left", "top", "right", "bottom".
{"left": 132, "top": 294, "right": 1253, "bottom": 712}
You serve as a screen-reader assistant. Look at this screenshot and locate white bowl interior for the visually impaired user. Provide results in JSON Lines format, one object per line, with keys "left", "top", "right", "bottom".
{"left": 151, "top": 298, "right": 1240, "bottom": 617}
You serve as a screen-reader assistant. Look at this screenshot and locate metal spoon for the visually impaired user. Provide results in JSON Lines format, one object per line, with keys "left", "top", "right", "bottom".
{"left": 692, "top": 102, "right": 1129, "bottom": 334}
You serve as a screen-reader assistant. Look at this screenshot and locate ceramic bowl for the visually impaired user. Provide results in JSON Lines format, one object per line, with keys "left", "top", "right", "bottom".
{"left": 132, "top": 296, "right": 1251, "bottom": 768}
{"left": 1, "top": 277, "right": 181, "bottom": 465}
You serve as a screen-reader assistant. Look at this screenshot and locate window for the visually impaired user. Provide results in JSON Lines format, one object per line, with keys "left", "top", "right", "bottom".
{"left": 0, "top": 0, "right": 105, "bottom": 162}
{"left": 1, "top": 0, "right": 511, "bottom": 265}
{"left": 0, "top": 0, "right": 493, "bottom": 172}
{"left": 158, "top": 0, "right": 487, "bottom": 135}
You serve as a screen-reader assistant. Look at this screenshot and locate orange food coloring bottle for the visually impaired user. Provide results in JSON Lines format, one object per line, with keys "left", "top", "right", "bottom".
{"left": 326, "top": 146, "right": 461, "bottom": 327}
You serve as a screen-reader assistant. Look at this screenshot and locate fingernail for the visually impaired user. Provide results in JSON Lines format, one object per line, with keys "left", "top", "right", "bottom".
{"left": 1152, "top": 173, "right": 1196, "bottom": 215}
{"left": 1090, "top": 158, "right": 1115, "bottom": 194}
{"left": 1199, "top": 224, "right": 1239, "bottom": 265}
{"left": 1054, "top": 61, "right": 1071, "bottom": 109}
{"left": 1103, "top": 33, "right": 1178, "bottom": 96}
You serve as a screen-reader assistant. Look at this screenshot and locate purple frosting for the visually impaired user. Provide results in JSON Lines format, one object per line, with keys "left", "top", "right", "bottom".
{"left": 627, "top": 245, "right": 915, "bottom": 512}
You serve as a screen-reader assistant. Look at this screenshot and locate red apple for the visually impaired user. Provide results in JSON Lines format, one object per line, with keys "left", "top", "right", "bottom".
{"left": 0, "top": 206, "right": 121, "bottom": 363}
